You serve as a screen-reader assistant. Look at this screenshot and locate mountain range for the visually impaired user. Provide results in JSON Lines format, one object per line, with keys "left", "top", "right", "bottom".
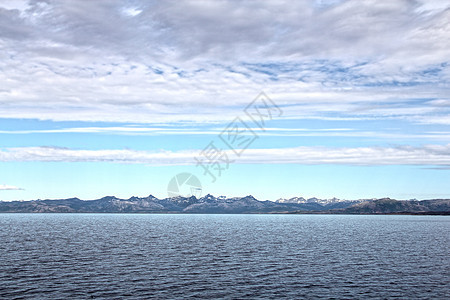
{"left": 0, "top": 195, "right": 449, "bottom": 214}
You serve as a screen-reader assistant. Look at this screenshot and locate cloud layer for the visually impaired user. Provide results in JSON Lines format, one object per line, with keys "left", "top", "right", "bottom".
{"left": 0, "top": 0, "right": 449, "bottom": 124}
{"left": 1, "top": 145, "right": 449, "bottom": 167}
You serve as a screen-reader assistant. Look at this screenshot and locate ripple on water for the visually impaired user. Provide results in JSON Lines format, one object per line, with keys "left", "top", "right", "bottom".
{"left": 0, "top": 214, "right": 449, "bottom": 299}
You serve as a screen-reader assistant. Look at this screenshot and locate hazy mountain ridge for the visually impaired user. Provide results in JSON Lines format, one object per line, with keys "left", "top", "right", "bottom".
{"left": 0, "top": 195, "right": 449, "bottom": 214}
{"left": 339, "top": 198, "right": 450, "bottom": 214}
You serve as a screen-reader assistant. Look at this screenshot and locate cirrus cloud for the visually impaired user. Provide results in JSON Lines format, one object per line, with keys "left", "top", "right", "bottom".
{"left": 0, "top": 145, "right": 449, "bottom": 167}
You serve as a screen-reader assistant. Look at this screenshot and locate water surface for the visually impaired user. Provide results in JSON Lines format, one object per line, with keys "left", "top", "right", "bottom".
{"left": 0, "top": 214, "right": 449, "bottom": 299}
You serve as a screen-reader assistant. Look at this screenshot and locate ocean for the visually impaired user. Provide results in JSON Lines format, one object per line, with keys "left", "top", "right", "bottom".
{"left": 0, "top": 214, "right": 449, "bottom": 299}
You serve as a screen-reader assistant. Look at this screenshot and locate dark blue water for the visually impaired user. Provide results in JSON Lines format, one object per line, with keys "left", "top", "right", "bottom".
{"left": 0, "top": 214, "right": 449, "bottom": 299}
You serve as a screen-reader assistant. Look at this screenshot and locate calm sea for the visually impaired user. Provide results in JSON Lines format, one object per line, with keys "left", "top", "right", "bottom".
{"left": 0, "top": 214, "right": 449, "bottom": 299}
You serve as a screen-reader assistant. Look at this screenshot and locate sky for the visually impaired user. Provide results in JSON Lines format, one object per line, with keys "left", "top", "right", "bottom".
{"left": 0, "top": 0, "right": 449, "bottom": 201}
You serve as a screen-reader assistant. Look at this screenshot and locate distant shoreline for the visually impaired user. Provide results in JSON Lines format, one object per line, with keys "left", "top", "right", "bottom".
{"left": 0, "top": 211, "right": 449, "bottom": 216}
{"left": 1, "top": 196, "right": 449, "bottom": 215}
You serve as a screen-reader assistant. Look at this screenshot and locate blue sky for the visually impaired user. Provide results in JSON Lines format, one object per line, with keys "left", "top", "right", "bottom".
{"left": 0, "top": 0, "right": 449, "bottom": 201}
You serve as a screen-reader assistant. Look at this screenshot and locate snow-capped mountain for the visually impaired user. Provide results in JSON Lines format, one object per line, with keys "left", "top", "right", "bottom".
{"left": 1, "top": 195, "right": 448, "bottom": 214}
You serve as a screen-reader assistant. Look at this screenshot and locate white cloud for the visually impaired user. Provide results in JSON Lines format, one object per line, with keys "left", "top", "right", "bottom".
{"left": 0, "top": 184, "right": 24, "bottom": 191}
{"left": 122, "top": 7, "right": 142, "bottom": 17}
{"left": 0, "top": 0, "right": 30, "bottom": 12}
{"left": 0, "top": 126, "right": 449, "bottom": 141}
{"left": 0, "top": 145, "right": 449, "bottom": 167}
{"left": 0, "top": 0, "right": 448, "bottom": 124}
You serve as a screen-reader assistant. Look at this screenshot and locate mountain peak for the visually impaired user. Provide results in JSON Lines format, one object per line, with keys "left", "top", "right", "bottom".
{"left": 199, "top": 194, "right": 216, "bottom": 202}
{"left": 100, "top": 196, "right": 118, "bottom": 201}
